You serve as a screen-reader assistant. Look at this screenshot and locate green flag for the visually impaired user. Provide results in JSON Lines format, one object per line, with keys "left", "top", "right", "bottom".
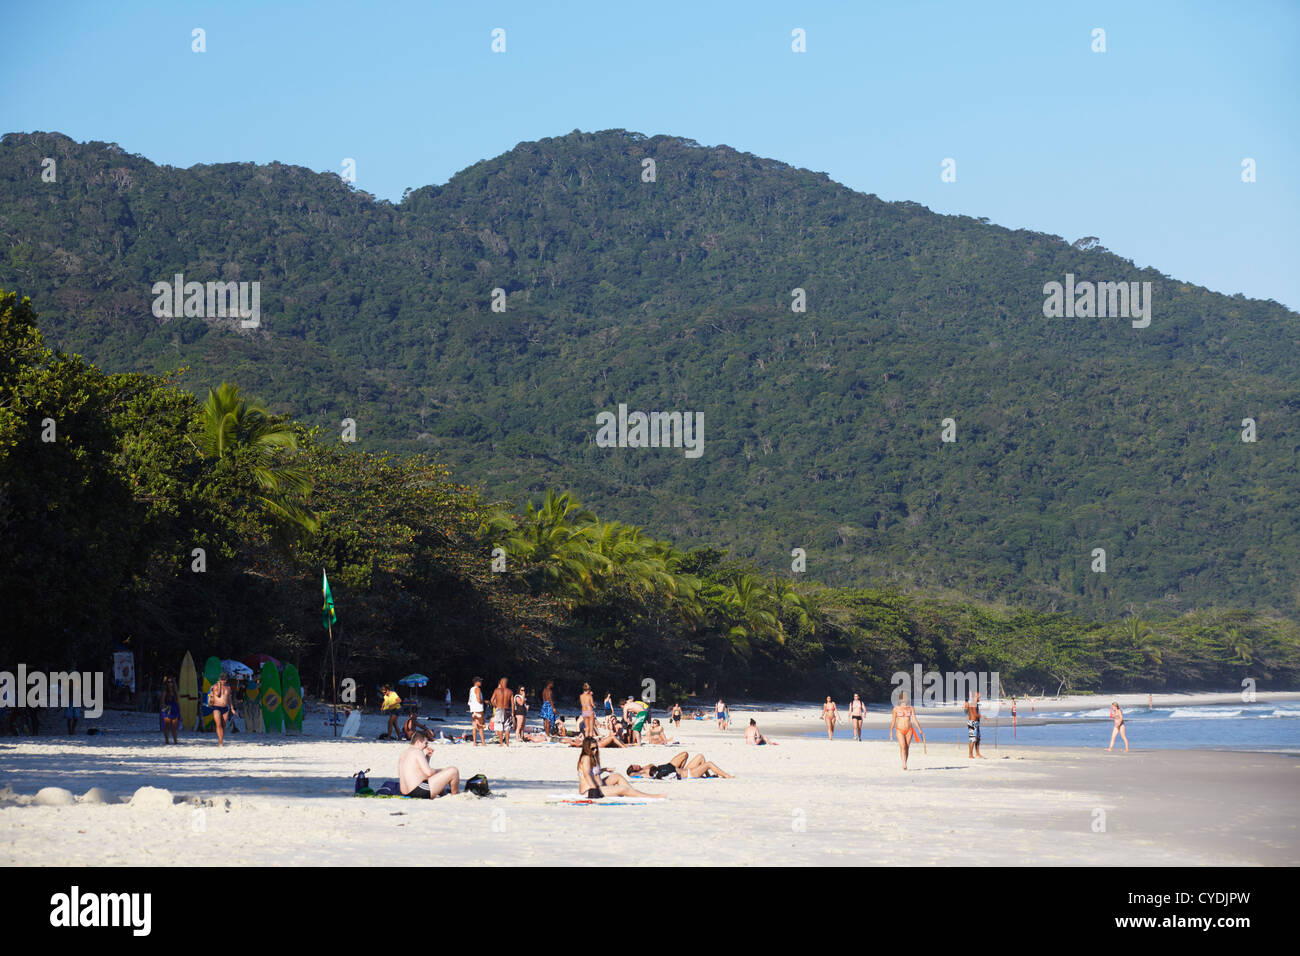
{"left": 322, "top": 569, "right": 336, "bottom": 630}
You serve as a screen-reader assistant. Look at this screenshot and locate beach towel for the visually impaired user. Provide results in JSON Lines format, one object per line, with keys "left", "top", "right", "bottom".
{"left": 544, "top": 791, "right": 663, "bottom": 805}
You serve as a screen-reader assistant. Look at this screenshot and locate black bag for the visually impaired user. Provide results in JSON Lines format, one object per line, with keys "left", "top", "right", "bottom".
{"left": 353, "top": 768, "right": 370, "bottom": 793}
{"left": 465, "top": 773, "right": 491, "bottom": 797}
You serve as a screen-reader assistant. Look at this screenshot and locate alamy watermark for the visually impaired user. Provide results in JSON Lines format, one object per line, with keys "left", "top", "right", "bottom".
{"left": 1042, "top": 274, "right": 1151, "bottom": 328}
{"left": 891, "top": 665, "right": 1000, "bottom": 707}
{"left": 0, "top": 666, "right": 103, "bottom": 718}
{"left": 595, "top": 404, "right": 704, "bottom": 458}
{"left": 151, "top": 273, "right": 260, "bottom": 328}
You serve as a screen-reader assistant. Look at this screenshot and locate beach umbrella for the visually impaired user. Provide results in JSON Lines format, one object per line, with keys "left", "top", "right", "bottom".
{"left": 399, "top": 674, "right": 429, "bottom": 687}
{"left": 221, "top": 660, "right": 254, "bottom": 678}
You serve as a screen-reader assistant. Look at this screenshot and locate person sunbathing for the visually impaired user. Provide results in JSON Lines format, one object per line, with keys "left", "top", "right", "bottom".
{"left": 644, "top": 719, "right": 678, "bottom": 746}
{"left": 744, "top": 718, "right": 778, "bottom": 745}
{"left": 402, "top": 711, "right": 433, "bottom": 740}
{"left": 565, "top": 728, "right": 627, "bottom": 748}
{"left": 576, "top": 737, "right": 663, "bottom": 800}
{"left": 626, "top": 751, "right": 732, "bottom": 779}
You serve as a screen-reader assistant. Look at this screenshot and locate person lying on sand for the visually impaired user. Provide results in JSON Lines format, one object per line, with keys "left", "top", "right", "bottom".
{"left": 576, "top": 737, "right": 663, "bottom": 800}
{"left": 626, "top": 751, "right": 732, "bottom": 779}
{"left": 398, "top": 730, "right": 460, "bottom": 798}
{"left": 744, "top": 718, "right": 777, "bottom": 745}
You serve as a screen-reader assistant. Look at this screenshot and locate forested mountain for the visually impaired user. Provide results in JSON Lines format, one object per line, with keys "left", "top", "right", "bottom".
{"left": 3, "top": 129, "right": 1297, "bottom": 620}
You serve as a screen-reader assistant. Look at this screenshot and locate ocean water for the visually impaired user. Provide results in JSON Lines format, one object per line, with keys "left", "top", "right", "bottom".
{"left": 807, "top": 701, "right": 1300, "bottom": 751}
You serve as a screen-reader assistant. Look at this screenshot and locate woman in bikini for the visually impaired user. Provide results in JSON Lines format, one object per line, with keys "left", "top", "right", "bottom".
{"left": 670, "top": 703, "right": 683, "bottom": 730}
{"left": 576, "top": 737, "right": 663, "bottom": 799}
{"left": 889, "top": 692, "right": 923, "bottom": 770}
{"left": 1106, "top": 701, "right": 1130, "bottom": 752}
{"left": 821, "top": 696, "right": 838, "bottom": 738}
{"left": 645, "top": 718, "right": 677, "bottom": 746}
{"left": 849, "top": 693, "right": 866, "bottom": 741}
{"left": 579, "top": 684, "right": 596, "bottom": 738}
{"left": 513, "top": 685, "right": 528, "bottom": 740}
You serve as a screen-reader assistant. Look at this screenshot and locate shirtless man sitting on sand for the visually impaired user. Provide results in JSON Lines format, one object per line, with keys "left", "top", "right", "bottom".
{"left": 398, "top": 730, "right": 460, "bottom": 798}
{"left": 889, "top": 692, "right": 923, "bottom": 770}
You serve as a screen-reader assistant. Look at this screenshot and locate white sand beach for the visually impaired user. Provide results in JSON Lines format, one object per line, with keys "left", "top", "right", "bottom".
{"left": 2, "top": 693, "right": 1296, "bottom": 867}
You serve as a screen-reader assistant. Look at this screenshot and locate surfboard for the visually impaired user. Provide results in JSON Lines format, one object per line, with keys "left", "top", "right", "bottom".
{"left": 201, "top": 656, "right": 221, "bottom": 731}
{"left": 178, "top": 652, "right": 199, "bottom": 732}
{"left": 260, "top": 662, "right": 283, "bottom": 734}
{"left": 343, "top": 709, "right": 361, "bottom": 737}
{"left": 245, "top": 678, "right": 262, "bottom": 732}
{"left": 282, "top": 663, "right": 303, "bottom": 733}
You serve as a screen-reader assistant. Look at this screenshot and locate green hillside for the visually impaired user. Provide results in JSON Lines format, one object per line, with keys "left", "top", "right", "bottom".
{"left": 3, "top": 128, "right": 1297, "bottom": 619}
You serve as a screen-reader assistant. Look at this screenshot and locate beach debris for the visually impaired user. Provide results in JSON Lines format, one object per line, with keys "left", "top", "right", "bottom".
{"left": 128, "top": 786, "right": 175, "bottom": 810}
{"left": 34, "top": 786, "right": 77, "bottom": 806}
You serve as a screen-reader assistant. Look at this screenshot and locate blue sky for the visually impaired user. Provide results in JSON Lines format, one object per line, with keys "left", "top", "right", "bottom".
{"left": 4, "top": 0, "right": 1297, "bottom": 309}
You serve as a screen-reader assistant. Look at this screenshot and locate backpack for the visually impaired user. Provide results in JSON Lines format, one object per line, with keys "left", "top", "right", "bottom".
{"left": 464, "top": 773, "right": 491, "bottom": 797}
{"left": 353, "top": 768, "right": 370, "bottom": 793}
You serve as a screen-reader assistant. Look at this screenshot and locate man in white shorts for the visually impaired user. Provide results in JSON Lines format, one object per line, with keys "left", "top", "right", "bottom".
{"left": 468, "top": 677, "right": 486, "bottom": 746}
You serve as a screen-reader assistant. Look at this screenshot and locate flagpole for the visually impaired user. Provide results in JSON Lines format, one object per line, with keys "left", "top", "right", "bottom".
{"left": 330, "top": 620, "right": 337, "bottom": 738}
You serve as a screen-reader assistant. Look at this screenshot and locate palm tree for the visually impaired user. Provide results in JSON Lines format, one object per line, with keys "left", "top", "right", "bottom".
{"left": 513, "top": 491, "right": 603, "bottom": 602}
{"left": 195, "top": 382, "right": 318, "bottom": 534}
{"left": 1228, "top": 628, "right": 1253, "bottom": 665}
{"left": 707, "top": 573, "right": 783, "bottom": 658}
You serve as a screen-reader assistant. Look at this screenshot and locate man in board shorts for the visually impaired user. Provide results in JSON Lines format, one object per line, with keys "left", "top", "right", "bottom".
{"left": 965, "top": 691, "right": 985, "bottom": 758}
{"left": 490, "top": 676, "right": 512, "bottom": 747}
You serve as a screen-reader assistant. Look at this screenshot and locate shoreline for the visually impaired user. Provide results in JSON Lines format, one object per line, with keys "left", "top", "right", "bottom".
{"left": 2, "top": 698, "right": 1296, "bottom": 866}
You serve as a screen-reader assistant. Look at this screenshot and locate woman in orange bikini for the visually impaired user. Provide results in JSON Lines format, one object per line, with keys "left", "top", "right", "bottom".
{"left": 889, "top": 693, "right": 923, "bottom": 770}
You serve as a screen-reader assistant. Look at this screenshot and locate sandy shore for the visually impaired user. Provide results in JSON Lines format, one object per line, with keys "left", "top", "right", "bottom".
{"left": 1, "top": 695, "right": 1296, "bottom": 866}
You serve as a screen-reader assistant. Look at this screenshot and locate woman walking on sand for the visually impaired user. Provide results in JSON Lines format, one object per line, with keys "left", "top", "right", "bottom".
{"left": 889, "top": 693, "right": 923, "bottom": 770}
{"left": 849, "top": 693, "right": 866, "bottom": 741}
{"left": 1106, "top": 701, "right": 1130, "bottom": 752}
{"left": 821, "top": 696, "right": 838, "bottom": 738}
